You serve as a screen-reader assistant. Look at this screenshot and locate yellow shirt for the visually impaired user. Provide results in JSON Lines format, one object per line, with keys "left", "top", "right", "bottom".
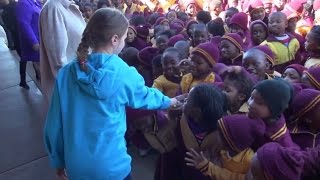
{"left": 180, "top": 72, "right": 216, "bottom": 94}
{"left": 304, "top": 57, "right": 320, "bottom": 69}
{"left": 261, "top": 38, "right": 300, "bottom": 65}
{"left": 152, "top": 75, "right": 180, "bottom": 98}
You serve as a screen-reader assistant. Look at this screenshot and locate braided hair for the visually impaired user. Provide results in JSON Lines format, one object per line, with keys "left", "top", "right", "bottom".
{"left": 76, "top": 8, "right": 129, "bottom": 72}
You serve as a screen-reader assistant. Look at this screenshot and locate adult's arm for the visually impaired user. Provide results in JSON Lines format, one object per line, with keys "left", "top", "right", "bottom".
{"left": 44, "top": 82, "right": 65, "bottom": 169}
{"left": 40, "top": 6, "right": 68, "bottom": 78}
{"left": 15, "top": 1, "right": 38, "bottom": 46}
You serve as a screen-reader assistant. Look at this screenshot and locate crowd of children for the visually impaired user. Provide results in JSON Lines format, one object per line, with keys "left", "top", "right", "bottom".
{"left": 63, "top": 0, "right": 320, "bottom": 179}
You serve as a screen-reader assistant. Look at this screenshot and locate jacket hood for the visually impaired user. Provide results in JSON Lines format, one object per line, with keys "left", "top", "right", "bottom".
{"left": 71, "top": 53, "right": 122, "bottom": 100}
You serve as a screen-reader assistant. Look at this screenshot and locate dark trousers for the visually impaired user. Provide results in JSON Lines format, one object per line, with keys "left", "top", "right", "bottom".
{"left": 19, "top": 61, "right": 40, "bottom": 84}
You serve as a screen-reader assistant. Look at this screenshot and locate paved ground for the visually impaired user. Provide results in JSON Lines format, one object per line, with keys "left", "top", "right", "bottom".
{"left": 0, "top": 50, "right": 156, "bottom": 180}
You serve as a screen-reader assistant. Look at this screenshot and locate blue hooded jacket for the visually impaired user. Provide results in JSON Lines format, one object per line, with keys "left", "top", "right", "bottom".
{"left": 44, "top": 53, "right": 171, "bottom": 180}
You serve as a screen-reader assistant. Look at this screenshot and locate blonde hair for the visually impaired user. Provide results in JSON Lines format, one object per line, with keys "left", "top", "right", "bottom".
{"left": 77, "top": 8, "right": 129, "bottom": 71}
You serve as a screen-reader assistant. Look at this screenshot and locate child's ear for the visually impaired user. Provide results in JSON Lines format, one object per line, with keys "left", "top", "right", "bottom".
{"left": 237, "top": 93, "right": 246, "bottom": 102}
{"left": 284, "top": 19, "right": 288, "bottom": 28}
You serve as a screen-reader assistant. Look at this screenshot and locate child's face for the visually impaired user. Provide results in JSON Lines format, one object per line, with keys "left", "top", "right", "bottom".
{"left": 248, "top": 154, "right": 267, "bottom": 180}
{"left": 251, "top": 24, "right": 267, "bottom": 45}
{"left": 268, "top": 13, "right": 288, "bottom": 36}
{"left": 179, "top": 59, "right": 192, "bottom": 75}
{"left": 305, "top": 32, "right": 320, "bottom": 52}
{"left": 124, "top": 0, "right": 132, "bottom": 6}
{"left": 192, "top": 29, "right": 208, "bottom": 47}
{"left": 83, "top": 6, "right": 93, "bottom": 19}
{"left": 188, "top": 23, "right": 197, "bottom": 37}
{"left": 229, "top": 24, "right": 245, "bottom": 38}
{"left": 287, "top": 17, "right": 298, "bottom": 33}
{"left": 167, "top": 11, "right": 177, "bottom": 22}
{"left": 301, "top": 73, "right": 315, "bottom": 88}
{"left": 251, "top": 8, "right": 266, "bottom": 21}
{"left": 282, "top": 68, "right": 301, "bottom": 84}
{"left": 186, "top": 4, "right": 197, "bottom": 16}
{"left": 248, "top": 89, "right": 272, "bottom": 120}
{"left": 264, "top": 3, "right": 272, "bottom": 14}
{"left": 156, "top": 35, "right": 169, "bottom": 51}
{"left": 162, "top": 52, "right": 181, "bottom": 79}
{"left": 190, "top": 54, "right": 212, "bottom": 78}
{"left": 223, "top": 79, "right": 244, "bottom": 110}
{"left": 161, "top": 21, "right": 170, "bottom": 30}
{"left": 242, "top": 52, "right": 268, "bottom": 80}
{"left": 152, "top": 63, "right": 163, "bottom": 79}
{"left": 228, "top": 0, "right": 238, "bottom": 8}
{"left": 225, "top": 10, "right": 237, "bottom": 25}
{"left": 126, "top": 28, "right": 136, "bottom": 43}
{"left": 220, "top": 39, "right": 240, "bottom": 60}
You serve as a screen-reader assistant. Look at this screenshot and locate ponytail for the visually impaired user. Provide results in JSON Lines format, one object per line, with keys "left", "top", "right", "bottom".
{"left": 77, "top": 34, "right": 90, "bottom": 72}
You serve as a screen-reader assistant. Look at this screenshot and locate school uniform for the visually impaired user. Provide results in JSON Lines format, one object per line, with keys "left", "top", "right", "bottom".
{"left": 227, "top": 103, "right": 249, "bottom": 115}
{"left": 180, "top": 72, "right": 216, "bottom": 94}
{"left": 304, "top": 57, "right": 320, "bottom": 69}
{"left": 261, "top": 34, "right": 300, "bottom": 73}
{"left": 127, "top": 37, "right": 151, "bottom": 51}
{"left": 290, "top": 123, "right": 320, "bottom": 150}
{"left": 153, "top": 75, "right": 180, "bottom": 98}
{"left": 221, "top": 53, "right": 243, "bottom": 66}
{"left": 252, "top": 114, "right": 295, "bottom": 151}
{"left": 44, "top": 53, "right": 171, "bottom": 180}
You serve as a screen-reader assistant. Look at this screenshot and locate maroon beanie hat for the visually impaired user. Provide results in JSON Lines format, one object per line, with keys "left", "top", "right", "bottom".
{"left": 185, "top": 19, "right": 198, "bottom": 29}
{"left": 222, "top": 33, "right": 244, "bottom": 52}
{"left": 128, "top": 25, "right": 137, "bottom": 35}
{"left": 171, "top": 19, "right": 185, "bottom": 27}
{"left": 282, "top": 0, "right": 306, "bottom": 19}
{"left": 257, "top": 142, "right": 304, "bottom": 180}
{"left": 229, "top": 12, "right": 248, "bottom": 31}
{"left": 168, "top": 34, "right": 185, "bottom": 47}
{"left": 247, "top": 0, "right": 264, "bottom": 14}
{"left": 191, "top": 42, "right": 220, "bottom": 67}
{"left": 138, "top": 47, "right": 160, "bottom": 67}
{"left": 254, "top": 45, "right": 275, "bottom": 66}
{"left": 135, "top": 24, "right": 149, "bottom": 39}
{"left": 170, "top": 23, "right": 184, "bottom": 34}
{"left": 304, "top": 67, "right": 320, "bottom": 90}
{"left": 292, "top": 89, "right": 320, "bottom": 120}
{"left": 154, "top": 17, "right": 169, "bottom": 27}
{"left": 285, "top": 64, "right": 306, "bottom": 77}
{"left": 218, "top": 114, "right": 266, "bottom": 153}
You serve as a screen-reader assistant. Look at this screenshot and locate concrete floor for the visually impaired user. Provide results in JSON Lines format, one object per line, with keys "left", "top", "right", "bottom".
{"left": 0, "top": 50, "right": 157, "bottom": 180}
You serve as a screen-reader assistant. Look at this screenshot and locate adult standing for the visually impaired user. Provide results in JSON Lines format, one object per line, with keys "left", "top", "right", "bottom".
{"left": 39, "top": 0, "right": 85, "bottom": 101}
{"left": 15, "top": 0, "right": 42, "bottom": 90}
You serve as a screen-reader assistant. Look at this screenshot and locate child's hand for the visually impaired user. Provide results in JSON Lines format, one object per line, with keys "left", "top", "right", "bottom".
{"left": 185, "top": 148, "right": 208, "bottom": 168}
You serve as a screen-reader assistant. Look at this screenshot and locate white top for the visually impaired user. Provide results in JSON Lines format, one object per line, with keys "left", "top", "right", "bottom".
{"left": 39, "top": 0, "right": 85, "bottom": 101}
{"left": 0, "top": 25, "right": 9, "bottom": 52}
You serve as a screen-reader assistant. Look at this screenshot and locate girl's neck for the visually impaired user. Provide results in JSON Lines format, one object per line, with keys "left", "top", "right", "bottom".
{"left": 229, "top": 103, "right": 242, "bottom": 114}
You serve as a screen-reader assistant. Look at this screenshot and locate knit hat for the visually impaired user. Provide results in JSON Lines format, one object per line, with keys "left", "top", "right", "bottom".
{"left": 135, "top": 24, "right": 149, "bottom": 39}
{"left": 304, "top": 67, "right": 320, "bottom": 90}
{"left": 285, "top": 64, "right": 306, "bottom": 77}
{"left": 154, "top": 17, "right": 169, "bottom": 27}
{"left": 257, "top": 142, "right": 304, "bottom": 180}
{"left": 128, "top": 25, "right": 137, "bottom": 35}
{"left": 138, "top": 47, "right": 160, "bottom": 67}
{"left": 314, "top": 0, "right": 320, "bottom": 11}
{"left": 254, "top": 79, "right": 292, "bottom": 118}
{"left": 218, "top": 114, "right": 266, "bottom": 153}
{"left": 168, "top": 34, "right": 185, "bottom": 47}
{"left": 254, "top": 45, "right": 274, "bottom": 66}
{"left": 191, "top": 42, "right": 220, "bottom": 67}
{"left": 221, "top": 33, "right": 244, "bottom": 52}
{"left": 292, "top": 89, "right": 320, "bottom": 120}
{"left": 247, "top": 0, "right": 264, "bottom": 14}
{"left": 281, "top": 0, "right": 305, "bottom": 20}
{"left": 229, "top": 12, "right": 249, "bottom": 31}
{"left": 171, "top": 19, "right": 185, "bottom": 27}
{"left": 170, "top": 23, "right": 184, "bottom": 34}
{"left": 185, "top": 19, "right": 198, "bottom": 30}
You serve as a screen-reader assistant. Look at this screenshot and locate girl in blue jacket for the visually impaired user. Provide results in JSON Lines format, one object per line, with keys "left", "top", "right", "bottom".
{"left": 44, "top": 8, "right": 178, "bottom": 180}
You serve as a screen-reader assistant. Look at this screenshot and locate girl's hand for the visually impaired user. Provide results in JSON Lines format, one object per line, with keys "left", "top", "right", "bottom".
{"left": 56, "top": 168, "right": 68, "bottom": 180}
{"left": 170, "top": 98, "right": 183, "bottom": 109}
{"left": 185, "top": 148, "right": 208, "bottom": 168}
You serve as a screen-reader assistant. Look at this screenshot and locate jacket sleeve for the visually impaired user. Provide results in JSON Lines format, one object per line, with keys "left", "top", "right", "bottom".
{"left": 15, "top": 1, "right": 39, "bottom": 46}
{"left": 196, "top": 160, "right": 246, "bottom": 180}
{"left": 122, "top": 66, "right": 171, "bottom": 110}
{"left": 44, "top": 82, "right": 65, "bottom": 169}
{"left": 39, "top": 7, "right": 68, "bottom": 78}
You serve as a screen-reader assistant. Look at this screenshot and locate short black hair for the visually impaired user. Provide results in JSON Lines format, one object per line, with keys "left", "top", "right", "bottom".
{"left": 207, "top": 18, "right": 225, "bottom": 36}
{"left": 161, "top": 47, "right": 184, "bottom": 63}
{"left": 177, "top": 11, "right": 189, "bottom": 22}
{"left": 189, "top": 84, "right": 226, "bottom": 131}
{"left": 152, "top": 54, "right": 163, "bottom": 67}
{"left": 148, "top": 13, "right": 162, "bottom": 25}
{"left": 129, "top": 15, "right": 146, "bottom": 26}
{"left": 196, "top": 10, "right": 212, "bottom": 24}
{"left": 227, "top": 7, "right": 239, "bottom": 13}
{"left": 310, "top": 25, "right": 320, "bottom": 43}
{"left": 119, "top": 47, "right": 139, "bottom": 68}
{"left": 156, "top": 29, "right": 175, "bottom": 39}
{"left": 222, "top": 70, "right": 254, "bottom": 103}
